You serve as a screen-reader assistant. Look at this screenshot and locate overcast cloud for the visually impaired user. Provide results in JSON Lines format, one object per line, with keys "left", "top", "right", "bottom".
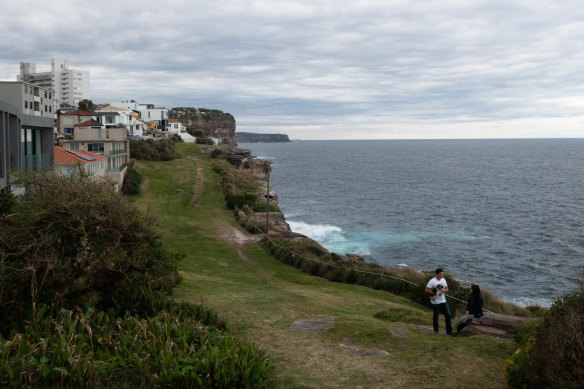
{"left": 1, "top": 0, "right": 583, "bottom": 139}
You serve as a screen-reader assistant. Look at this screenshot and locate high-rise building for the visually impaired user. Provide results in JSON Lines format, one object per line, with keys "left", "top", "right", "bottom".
{"left": 17, "top": 58, "right": 90, "bottom": 108}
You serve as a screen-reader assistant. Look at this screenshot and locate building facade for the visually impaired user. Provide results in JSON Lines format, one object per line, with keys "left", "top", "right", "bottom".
{"left": 0, "top": 82, "right": 56, "bottom": 192}
{"left": 61, "top": 117, "right": 129, "bottom": 189}
{"left": 18, "top": 58, "right": 90, "bottom": 108}
{"left": 110, "top": 100, "right": 168, "bottom": 130}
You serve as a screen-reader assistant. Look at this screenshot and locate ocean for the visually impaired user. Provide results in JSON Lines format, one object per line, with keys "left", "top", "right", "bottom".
{"left": 239, "top": 139, "right": 584, "bottom": 307}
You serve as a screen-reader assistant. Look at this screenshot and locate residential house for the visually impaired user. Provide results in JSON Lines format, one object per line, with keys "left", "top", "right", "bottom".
{"left": 110, "top": 100, "right": 168, "bottom": 130}
{"left": 61, "top": 118, "right": 129, "bottom": 189}
{"left": 59, "top": 109, "right": 92, "bottom": 137}
{"left": 0, "top": 81, "right": 56, "bottom": 192}
{"left": 165, "top": 118, "right": 196, "bottom": 142}
{"left": 54, "top": 146, "right": 107, "bottom": 178}
{"left": 94, "top": 106, "right": 146, "bottom": 138}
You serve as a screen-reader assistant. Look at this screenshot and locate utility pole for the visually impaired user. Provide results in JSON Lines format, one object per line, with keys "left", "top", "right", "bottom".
{"left": 263, "top": 161, "right": 271, "bottom": 235}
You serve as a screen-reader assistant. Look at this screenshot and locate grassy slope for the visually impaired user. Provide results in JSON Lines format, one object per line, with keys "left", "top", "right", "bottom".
{"left": 131, "top": 143, "right": 512, "bottom": 389}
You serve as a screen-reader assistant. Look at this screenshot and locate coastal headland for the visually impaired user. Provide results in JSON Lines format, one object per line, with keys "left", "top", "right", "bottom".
{"left": 140, "top": 143, "right": 535, "bottom": 387}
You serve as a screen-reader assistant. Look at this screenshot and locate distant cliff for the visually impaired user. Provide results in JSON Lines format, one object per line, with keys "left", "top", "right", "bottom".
{"left": 236, "top": 132, "right": 291, "bottom": 143}
{"left": 170, "top": 107, "right": 236, "bottom": 144}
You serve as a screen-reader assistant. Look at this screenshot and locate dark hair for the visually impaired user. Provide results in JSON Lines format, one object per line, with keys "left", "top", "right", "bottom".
{"left": 470, "top": 284, "right": 482, "bottom": 305}
{"left": 435, "top": 268, "right": 444, "bottom": 274}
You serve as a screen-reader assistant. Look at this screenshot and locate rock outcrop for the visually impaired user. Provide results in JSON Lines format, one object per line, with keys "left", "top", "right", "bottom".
{"left": 456, "top": 312, "right": 534, "bottom": 338}
{"left": 170, "top": 107, "right": 236, "bottom": 145}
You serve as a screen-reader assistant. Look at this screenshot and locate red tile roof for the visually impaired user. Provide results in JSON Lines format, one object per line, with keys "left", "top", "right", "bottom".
{"left": 168, "top": 118, "right": 180, "bottom": 123}
{"left": 54, "top": 146, "right": 106, "bottom": 164}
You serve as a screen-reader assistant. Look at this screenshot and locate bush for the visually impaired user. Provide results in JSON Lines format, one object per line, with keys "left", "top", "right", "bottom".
{"left": 524, "top": 283, "right": 584, "bottom": 388}
{"left": 0, "top": 302, "right": 271, "bottom": 388}
{"left": 196, "top": 137, "right": 214, "bottom": 145}
{"left": 130, "top": 139, "right": 181, "bottom": 161}
{"left": 121, "top": 167, "right": 143, "bottom": 195}
{"left": 0, "top": 172, "right": 181, "bottom": 335}
{"left": 226, "top": 193, "right": 258, "bottom": 210}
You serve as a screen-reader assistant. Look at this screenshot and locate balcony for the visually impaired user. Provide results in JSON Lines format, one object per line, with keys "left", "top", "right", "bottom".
{"left": 109, "top": 149, "right": 127, "bottom": 156}
{"left": 20, "top": 154, "right": 52, "bottom": 171}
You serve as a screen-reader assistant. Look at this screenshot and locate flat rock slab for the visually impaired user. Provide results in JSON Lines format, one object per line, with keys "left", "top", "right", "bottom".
{"left": 390, "top": 328, "right": 410, "bottom": 337}
{"left": 339, "top": 344, "right": 389, "bottom": 357}
{"left": 291, "top": 319, "right": 336, "bottom": 332}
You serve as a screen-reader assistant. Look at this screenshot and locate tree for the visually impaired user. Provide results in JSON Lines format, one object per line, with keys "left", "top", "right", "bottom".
{"left": 78, "top": 99, "right": 96, "bottom": 113}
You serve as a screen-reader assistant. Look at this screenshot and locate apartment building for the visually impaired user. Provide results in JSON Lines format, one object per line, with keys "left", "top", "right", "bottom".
{"left": 18, "top": 58, "right": 90, "bottom": 108}
{"left": 0, "top": 81, "right": 56, "bottom": 192}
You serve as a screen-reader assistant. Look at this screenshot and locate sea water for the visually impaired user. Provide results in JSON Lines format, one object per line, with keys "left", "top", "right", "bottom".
{"left": 240, "top": 139, "right": 584, "bottom": 307}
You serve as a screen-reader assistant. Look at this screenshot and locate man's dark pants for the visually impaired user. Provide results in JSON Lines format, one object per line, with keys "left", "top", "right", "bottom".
{"left": 432, "top": 302, "right": 452, "bottom": 334}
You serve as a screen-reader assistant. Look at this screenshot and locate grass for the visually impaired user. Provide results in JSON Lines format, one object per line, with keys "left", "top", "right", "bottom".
{"left": 131, "top": 143, "right": 513, "bottom": 388}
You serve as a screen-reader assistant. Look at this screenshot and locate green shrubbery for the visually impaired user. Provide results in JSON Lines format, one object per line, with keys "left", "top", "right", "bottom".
{"left": 121, "top": 167, "right": 143, "bottom": 195}
{"left": 130, "top": 139, "right": 182, "bottom": 161}
{"left": 0, "top": 302, "right": 270, "bottom": 388}
{"left": 196, "top": 136, "right": 214, "bottom": 145}
{"left": 0, "top": 172, "right": 181, "bottom": 334}
{"left": 0, "top": 172, "right": 272, "bottom": 387}
{"left": 503, "top": 282, "right": 584, "bottom": 388}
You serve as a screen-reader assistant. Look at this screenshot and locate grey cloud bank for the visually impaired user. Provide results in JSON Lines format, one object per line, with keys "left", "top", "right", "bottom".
{"left": 1, "top": 0, "right": 583, "bottom": 139}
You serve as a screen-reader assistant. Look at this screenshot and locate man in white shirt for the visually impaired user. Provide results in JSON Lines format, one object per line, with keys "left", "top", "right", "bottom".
{"left": 425, "top": 268, "right": 453, "bottom": 335}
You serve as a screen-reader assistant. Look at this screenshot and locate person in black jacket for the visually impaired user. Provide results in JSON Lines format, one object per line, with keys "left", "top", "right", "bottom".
{"left": 456, "top": 284, "right": 484, "bottom": 335}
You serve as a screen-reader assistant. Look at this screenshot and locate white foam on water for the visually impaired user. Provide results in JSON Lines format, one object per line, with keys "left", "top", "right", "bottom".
{"left": 287, "top": 221, "right": 342, "bottom": 242}
{"left": 397, "top": 263, "right": 408, "bottom": 267}
{"left": 507, "top": 296, "right": 553, "bottom": 308}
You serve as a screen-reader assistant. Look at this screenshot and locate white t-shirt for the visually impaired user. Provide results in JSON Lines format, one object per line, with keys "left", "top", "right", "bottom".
{"left": 427, "top": 277, "right": 448, "bottom": 304}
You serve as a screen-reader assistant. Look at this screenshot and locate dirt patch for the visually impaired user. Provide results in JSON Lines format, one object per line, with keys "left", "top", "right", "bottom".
{"left": 390, "top": 328, "right": 410, "bottom": 337}
{"left": 215, "top": 218, "right": 261, "bottom": 268}
{"left": 291, "top": 319, "right": 336, "bottom": 332}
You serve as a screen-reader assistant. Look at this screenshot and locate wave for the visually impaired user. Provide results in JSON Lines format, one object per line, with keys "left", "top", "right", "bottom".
{"left": 507, "top": 296, "right": 552, "bottom": 308}
{"left": 287, "top": 220, "right": 483, "bottom": 257}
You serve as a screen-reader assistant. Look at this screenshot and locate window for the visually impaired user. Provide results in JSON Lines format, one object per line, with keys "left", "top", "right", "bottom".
{"left": 105, "top": 115, "right": 116, "bottom": 124}
{"left": 24, "top": 85, "right": 27, "bottom": 94}
{"left": 87, "top": 143, "right": 104, "bottom": 154}
{"left": 64, "top": 127, "right": 74, "bottom": 135}
{"left": 24, "top": 101, "right": 28, "bottom": 109}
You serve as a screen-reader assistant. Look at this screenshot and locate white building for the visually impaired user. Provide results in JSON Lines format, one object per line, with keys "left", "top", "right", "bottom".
{"left": 166, "top": 118, "right": 196, "bottom": 142}
{"left": 110, "top": 100, "right": 168, "bottom": 129}
{"left": 18, "top": 59, "right": 90, "bottom": 108}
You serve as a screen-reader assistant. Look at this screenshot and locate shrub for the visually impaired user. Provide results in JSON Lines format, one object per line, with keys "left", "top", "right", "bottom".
{"left": 121, "top": 167, "right": 143, "bottom": 195}
{"left": 196, "top": 136, "right": 214, "bottom": 145}
{"left": 226, "top": 193, "right": 258, "bottom": 210}
{"left": 0, "top": 191, "right": 15, "bottom": 215}
{"left": 0, "top": 303, "right": 271, "bottom": 388}
{"left": 130, "top": 139, "right": 181, "bottom": 161}
{"left": 524, "top": 283, "right": 584, "bottom": 388}
{"left": 0, "top": 172, "right": 181, "bottom": 335}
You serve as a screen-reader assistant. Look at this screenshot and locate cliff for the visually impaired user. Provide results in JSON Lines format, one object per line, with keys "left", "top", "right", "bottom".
{"left": 170, "top": 107, "right": 236, "bottom": 145}
{"left": 235, "top": 132, "right": 291, "bottom": 143}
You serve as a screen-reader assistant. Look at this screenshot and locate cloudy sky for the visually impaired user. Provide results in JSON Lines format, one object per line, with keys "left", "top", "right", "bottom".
{"left": 1, "top": 0, "right": 583, "bottom": 139}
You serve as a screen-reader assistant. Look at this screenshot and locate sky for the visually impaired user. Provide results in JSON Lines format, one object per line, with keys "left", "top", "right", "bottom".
{"left": 1, "top": 0, "right": 583, "bottom": 140}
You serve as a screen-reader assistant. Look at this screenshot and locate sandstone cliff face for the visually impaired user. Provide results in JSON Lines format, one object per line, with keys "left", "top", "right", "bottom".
{"left": 170, "top": 107, "right": 236, "bottom": 144}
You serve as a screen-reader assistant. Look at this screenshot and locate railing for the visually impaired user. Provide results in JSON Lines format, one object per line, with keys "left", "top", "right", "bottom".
{"left": 20, "top": 154, "right": 52, "bottom": 171}
{"left": 109, "top": 149, "right": 127, "bottom": 156}
{"left": 107, "top": 165, "right": 127, "bottom": 173}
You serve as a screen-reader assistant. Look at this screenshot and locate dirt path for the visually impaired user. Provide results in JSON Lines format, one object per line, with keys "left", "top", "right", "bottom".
{"left": 215, "top": 218, "right": 261, "bottom": 268}
{"left": 191, "top": 163, "right": 205, "bottom": 205}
